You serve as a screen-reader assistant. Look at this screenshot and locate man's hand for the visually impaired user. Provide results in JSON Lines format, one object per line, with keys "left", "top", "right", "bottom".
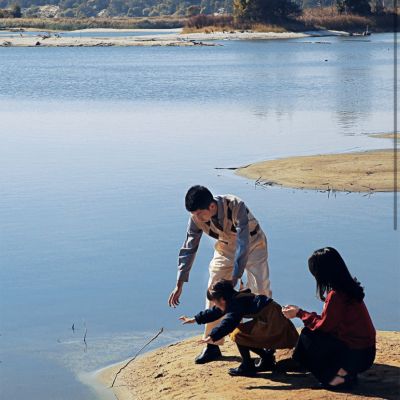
{"left": 198, "top": 336, "right": 216, "bottom": 345}
{"left": 179, "top": 316, "right": 195, "bottom": 324}
{"left": 168, "top": 283, "right": 183, "bottom": 307}
{"left": 282, "top": 305, "right": 300, "bottom": 319}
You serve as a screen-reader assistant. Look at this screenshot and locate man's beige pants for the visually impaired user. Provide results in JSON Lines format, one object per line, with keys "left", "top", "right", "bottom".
{"left": 204, "top": 232, "right": 271, "bottom": 345}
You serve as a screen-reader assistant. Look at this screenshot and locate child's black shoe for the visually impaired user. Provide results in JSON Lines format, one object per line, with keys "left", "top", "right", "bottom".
{"left": 195, "top": 344, "right": 222, "bottom": 364}
{"left": 275, "top": 357, "right": 307, "bottom": 373}
{"left": 228, "top": 363, "right": 256, "bottom": 377}
{"left": 254, "top": 352, "right": 276, "bottom": 372}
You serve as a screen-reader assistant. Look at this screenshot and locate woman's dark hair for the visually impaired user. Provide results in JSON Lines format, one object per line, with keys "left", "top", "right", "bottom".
{"left": 207, "top": 279, "right": 237, "bottom": 301}
{"left": 185, "top": 185, "right": 214, "bottom": 212}
{"left": 308, "top": 247, "right": 364, "bottom": 302}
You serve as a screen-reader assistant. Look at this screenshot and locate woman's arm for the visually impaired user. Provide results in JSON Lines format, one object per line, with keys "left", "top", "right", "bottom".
{"left": 298, "top": 292, "right": 344, "bottom": 332}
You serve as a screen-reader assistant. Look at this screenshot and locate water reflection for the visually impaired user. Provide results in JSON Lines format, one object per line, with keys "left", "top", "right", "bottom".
{"left": 0, "top": 33, "right": 397, "bottom": 400}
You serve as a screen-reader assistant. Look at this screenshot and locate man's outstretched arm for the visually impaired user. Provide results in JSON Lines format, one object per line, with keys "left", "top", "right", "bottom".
{"left": 168, "top": 218, "right": 202, "bottom": 307}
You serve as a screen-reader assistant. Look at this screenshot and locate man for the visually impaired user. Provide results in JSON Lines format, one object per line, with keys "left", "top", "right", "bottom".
{"left": 168, "top": 185, "right": 271, "bottom": 364}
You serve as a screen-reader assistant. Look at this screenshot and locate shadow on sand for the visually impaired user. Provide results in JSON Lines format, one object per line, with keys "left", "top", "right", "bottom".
{"left": 245, "top": 363, "right": 400, "bottom": 400}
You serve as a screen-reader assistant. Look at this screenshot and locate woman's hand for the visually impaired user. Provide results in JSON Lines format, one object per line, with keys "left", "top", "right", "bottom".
{"left": 198, "top": 336, "right": 216, "bottom": 345}
{"left": 179, "top": 316, "right": 195, "bottom": 325}
{"left": 282, "top": 305, "right": 300, "bottom": 319}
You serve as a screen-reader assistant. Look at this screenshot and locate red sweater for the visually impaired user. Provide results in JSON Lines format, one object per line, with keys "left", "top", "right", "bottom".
{"left": 298, "top": 290, "right": 376, "bottom": 349}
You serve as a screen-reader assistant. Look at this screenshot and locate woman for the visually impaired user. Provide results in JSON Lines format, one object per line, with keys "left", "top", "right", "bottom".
{"left": 282, "top": 247, "right": 376, "bottom": 390}
{"left": 180, "top": 279, "right": 298, "bottom": 376}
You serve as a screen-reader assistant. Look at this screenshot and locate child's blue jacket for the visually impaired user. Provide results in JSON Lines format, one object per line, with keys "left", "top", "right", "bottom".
{"left": 194, "top": 291, "right": 272, "bottom": 342}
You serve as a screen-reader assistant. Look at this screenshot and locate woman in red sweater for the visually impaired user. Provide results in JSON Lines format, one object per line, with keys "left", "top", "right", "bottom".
{"left": 282, "top": 247, "right": 376, "bottom": 390}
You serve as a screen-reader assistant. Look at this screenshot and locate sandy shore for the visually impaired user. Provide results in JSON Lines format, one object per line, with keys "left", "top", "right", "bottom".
{"left": 0, "top": 34, "right": 206, "bottom": 47}
{"left": 235, "top": 149, "right": 399, "bottom": 193}
{"left": 370, "top": 133, "right": 399, "bottom": 140}
{"left": 70, "top": 28, "right": 182, "bottom": 33}
{"left": 0, "top": 29, "right": 344, "bottom": 47}
{"left": 97, "top": 331, "right": 400, "bottom": 400}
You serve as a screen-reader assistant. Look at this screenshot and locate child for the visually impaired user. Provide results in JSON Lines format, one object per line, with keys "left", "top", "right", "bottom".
{"left": 180, "top": 279, "right": 299, "bottom": 376}
{"left": 282, "top": 247, "right": 376, "bottom": 390}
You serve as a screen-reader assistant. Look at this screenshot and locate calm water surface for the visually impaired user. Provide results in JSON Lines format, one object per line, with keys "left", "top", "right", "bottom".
{"left": 0, "top": 33, "right": 398, "bottom": 400}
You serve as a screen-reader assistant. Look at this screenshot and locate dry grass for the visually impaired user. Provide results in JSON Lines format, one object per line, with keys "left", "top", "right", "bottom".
{"left": 182, "top": 23, "right": 287, "bottom": 34}
{"left": 182, "top": 25, "right": 233, "bottom": 34}
{"left": 183, "top": 7, "right": 397, "bottom": 34}
{"left": 0, "top": 16, "right": 186, "bottom": 31}
{"left": 250, "top": 23, "right": 287, "bottom": 33}
{"left": 299, "top": 6, "right": 379, "bottom": 31}
{"left": 0, "top": 8, "right": 397, "bottom": 33}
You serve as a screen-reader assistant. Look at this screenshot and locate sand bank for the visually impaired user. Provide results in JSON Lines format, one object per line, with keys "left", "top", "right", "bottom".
{"left": 369, "top": 133, "right": 399, "bottom": 140}
{"left": 97, "top": 331, "right": 399, "bottom": 400}
{"left": 0, "top": 29, "right": 345, "bottom": 47}
{"left": 0, "top": 34, "right": 209, "bottom": 47}
{"left": 235, "top": 150, "right": 399, "bottom": 193}
{"left": 70, "top": 28, "right": 182, "bottom": 33}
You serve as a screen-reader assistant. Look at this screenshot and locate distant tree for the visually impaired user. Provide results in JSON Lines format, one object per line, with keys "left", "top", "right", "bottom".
{"left": 234, "top": 0, "right": 301, "bottom": 22}
{"left": 300, "top": 0, "right": 336, "bottom": 6}
{"left": 60, "top": 7, "right": 75, "bottom": 16}
{"left": 336, "top": 0, "right": 345, "bottom": 14}
{"left": 127, "top": 6, "right": 142, "bottom": 16}
{"left": 11, "top": 3, "right": 21, "bottom": 16}
{"left": 107, "top": 0, "right": 128, "bottom": 15}
{"left": 342, "top": 0, "right": 371, "bottom": 14}
{"left": 371, "top": 0, "right": 385, "bottom": 14}
{"left": 187, "top": 4, "right": 200, "bottom": 16}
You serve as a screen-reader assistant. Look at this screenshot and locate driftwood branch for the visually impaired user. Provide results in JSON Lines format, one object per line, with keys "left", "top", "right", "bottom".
{"left": 83, "top": 321, "right": 88, "bottom": 352}
{"left": 110, "top": 327, "right": 164, "bottom": 388}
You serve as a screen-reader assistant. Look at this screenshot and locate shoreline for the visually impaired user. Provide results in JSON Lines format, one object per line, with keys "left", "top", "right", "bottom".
{"left": 235, "top": 149, "right": 399, "bottom": 193}
{"left": 369, "top": 132, "right": 399, "bottom": 140}
{"left": 96, "top": 331, "right": 400, "bottom": 400}
{"left": 1, "top": 29, "right": 349, "bottom": 47}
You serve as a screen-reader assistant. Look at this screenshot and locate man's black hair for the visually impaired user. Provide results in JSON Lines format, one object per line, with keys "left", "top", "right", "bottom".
{"left": 185, "top": 185, "right": 214, "bottom": 212}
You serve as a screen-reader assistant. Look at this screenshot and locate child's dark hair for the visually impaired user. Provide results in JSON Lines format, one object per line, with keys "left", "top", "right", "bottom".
{"left": 207, "top": 279, "right": 237, "bottom": 301}
{"left": 185, "top": 185, "right": 214, "bottom": 212}
{"left": 308, "top": 247, "right": 365, "bottom": 302}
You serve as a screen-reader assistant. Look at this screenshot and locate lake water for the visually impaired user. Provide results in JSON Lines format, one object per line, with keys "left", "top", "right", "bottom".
{"left": 0, "top": 33, "right": 398, "bottom": 400}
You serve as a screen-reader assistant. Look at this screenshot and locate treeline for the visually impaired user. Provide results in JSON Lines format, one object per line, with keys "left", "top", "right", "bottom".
{"left": 0, "top": 0, "right": 397, "bottom": 20}
{"left": 184, "top": 5, "right": 397, "bottom": 33}
{"left": 0, "top": 0, "right": 233, "bottom": 18}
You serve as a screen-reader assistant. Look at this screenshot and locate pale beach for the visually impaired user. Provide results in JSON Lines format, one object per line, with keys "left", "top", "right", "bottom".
{"left": 0, "top": 28, "right": 342, "bottom": 47}
{"left": 97, "top": 331, "right": 400, "bottom": 400}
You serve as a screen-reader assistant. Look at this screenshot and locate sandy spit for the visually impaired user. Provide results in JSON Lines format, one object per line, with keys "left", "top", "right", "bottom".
{"left": 369, "top": 133, "right": 399, "bottom": 140}
{"left": 235, "top": 149, "right": 399, "bottom": 193}
{"left": 97, "top": 331, "right": 400, "bottom": 400}
{"left": 70, "top": 28, "right": 183, "bottom": 33}
{"left": 0, "top": 35, "right": 205, "bottom": 47}
{"left": 0, "top": 29, "right": 347, "bottom": 47}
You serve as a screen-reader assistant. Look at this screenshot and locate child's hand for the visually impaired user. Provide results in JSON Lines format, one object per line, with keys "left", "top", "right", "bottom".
{"left": 179, "top": 316, "right": 195, "bottom": 325}
{"left": 282, "top": 305, "right": 300, "bottom": 319}
{"left": 198, "top": 336, "right": 215, "bottom": 345}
